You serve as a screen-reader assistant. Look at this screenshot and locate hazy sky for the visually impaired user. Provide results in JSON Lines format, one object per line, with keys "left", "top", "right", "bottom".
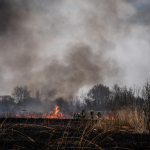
{"left": 0, "top": 0, "right": 150, "bottom": 100}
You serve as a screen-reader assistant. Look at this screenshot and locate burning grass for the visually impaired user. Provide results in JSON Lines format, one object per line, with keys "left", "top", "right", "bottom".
{"left": 15, "top": 106, "right": 64, "bottom": 119}
{"left": 0, "top": 106, "right": 150, "bottom": 150}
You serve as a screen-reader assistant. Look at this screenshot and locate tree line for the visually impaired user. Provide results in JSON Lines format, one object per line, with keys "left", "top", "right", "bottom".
{"left": 0, "top": 81, "right": 150, "bottom": 113}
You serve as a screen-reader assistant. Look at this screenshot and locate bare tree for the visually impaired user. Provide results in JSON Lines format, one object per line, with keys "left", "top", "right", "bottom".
{"left": 86, "top": 84, "right": 111, "bottom": 110}
{"left": 142, "top": 80, "right": 150, "bottom": 109}
{"left": 12, "top": 86, "right": 31, "bottom": 105}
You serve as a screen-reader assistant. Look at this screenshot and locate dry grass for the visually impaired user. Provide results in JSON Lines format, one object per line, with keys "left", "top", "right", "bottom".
{"left": 0, "top": 107, "right": 150, "bottom": 150}
{"left": 94, "top": 107, "right": 149, "bottom": 134}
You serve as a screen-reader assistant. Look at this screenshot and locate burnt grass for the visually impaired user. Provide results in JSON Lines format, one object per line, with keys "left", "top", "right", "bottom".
{"left": 0, "top": 118, "right": 150, "bottom": 150}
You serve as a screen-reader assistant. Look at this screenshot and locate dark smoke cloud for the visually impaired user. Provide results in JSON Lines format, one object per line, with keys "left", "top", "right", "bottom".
{"left": 0, "top": 0, "right": 39, "bottom": 94}
{"left": 41, "top": 43, "right": 120, "bottom": 100}
{"left": 0, "top": 0, "right": 29, "bottom": 35}
{"left": 0, "top": 0, "right": 124, "bottom": 100}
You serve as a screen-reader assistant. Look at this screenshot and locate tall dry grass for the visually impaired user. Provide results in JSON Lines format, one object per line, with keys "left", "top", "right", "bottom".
{"left": 0, "top": 106, "right": 150, "bottom": 150}
{"left": 0, "top": 107, "right": 150, "bottom": 150}
{"left": 94, "top": 106, "right": 149, "bottom": 134}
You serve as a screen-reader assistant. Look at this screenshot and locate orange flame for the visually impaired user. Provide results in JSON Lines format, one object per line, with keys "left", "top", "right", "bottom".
{"left": 105, "top": 116, "right": 114, "bottom": 120}
{"left": 42, "top": 106, "right": 63, "bottom": 119}
{"left": 16, "top": 106, "right": 64, "bottom": 119}
{"left": 16, "top": 114, "right": 21, "bottom": 118}
{"left": 24, "top": 113, "right": 31, "bottom": 118}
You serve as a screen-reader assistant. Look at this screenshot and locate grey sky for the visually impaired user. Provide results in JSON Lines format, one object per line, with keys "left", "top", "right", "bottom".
{"left": 0, "top": 0, "right": 150, "bottom": 99}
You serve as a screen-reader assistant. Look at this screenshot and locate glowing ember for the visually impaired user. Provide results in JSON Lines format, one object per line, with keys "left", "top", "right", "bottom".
{"left": 16, "top": 114, "right": 21, "bottom": 118}
{"left": 24, "top": 113, "right": 31, "bottom": 118}
{"left": 105, "top": 116, "right": 114, "bottom": 120}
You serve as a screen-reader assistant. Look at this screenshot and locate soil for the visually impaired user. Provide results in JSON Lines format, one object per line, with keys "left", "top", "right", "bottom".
{"left": 0, "top": 118, "right": 150, "bottom": 150}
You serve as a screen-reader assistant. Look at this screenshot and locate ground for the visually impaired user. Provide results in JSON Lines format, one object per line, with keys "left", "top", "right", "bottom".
{"left": 0, "top": 118, "right": 150, "bottom": 150}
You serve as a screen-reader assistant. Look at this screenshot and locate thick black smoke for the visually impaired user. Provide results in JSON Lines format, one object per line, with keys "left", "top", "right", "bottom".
{"left": 40, "top": 43, "right": 120, "bottom": 100}
{"left": 0, "top": 0, "right": 40, "bottom": 95}
{"left": 0, "top": 0, "right": 29, "bottom": 35}
{"left": 0, "top": 0, "right": 123, "bottom": 100}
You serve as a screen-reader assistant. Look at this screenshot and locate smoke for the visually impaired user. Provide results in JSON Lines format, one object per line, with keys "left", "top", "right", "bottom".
{"left": 0, "top": 0, "right": 27, "bottom": 35}
{"left": 1, "top": 0, "right": 149, "bottom": 100}
{"left": 39, "top": 43, "right": 120, "bottom": 100}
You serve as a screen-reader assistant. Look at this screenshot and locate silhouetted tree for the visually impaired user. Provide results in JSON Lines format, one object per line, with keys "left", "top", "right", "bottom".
{"left": 84, "top": 97, "right": 93, "bottom": 110}
{"left": 12, "top": 86, "right": 31, "bottom": 105}
{"left": 86, "top": 84, "right": 111, "bottom": 110}
{"left": 142, "top": 80, "right": 150, "bottom": 109}
{"left": 0, "top": 95, "right": 15, "bottom": 111}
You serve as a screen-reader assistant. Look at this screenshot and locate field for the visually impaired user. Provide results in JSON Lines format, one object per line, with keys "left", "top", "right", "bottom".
{"left": 0, "top": 108, "right": 150, "bottom": 150}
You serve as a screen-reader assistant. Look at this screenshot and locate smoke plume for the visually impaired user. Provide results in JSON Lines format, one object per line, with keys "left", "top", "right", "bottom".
{"left": 3, "top": 0, "right": 149, "bottom": 100}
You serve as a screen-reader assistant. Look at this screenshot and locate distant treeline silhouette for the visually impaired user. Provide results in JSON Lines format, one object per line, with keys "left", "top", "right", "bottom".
{"left": 0, "top": 81, "right": 150, "bottom": 114}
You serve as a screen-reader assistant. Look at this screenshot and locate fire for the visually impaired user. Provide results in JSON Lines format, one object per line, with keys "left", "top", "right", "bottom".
{"left": 24, "top": 113, "right": 39, "bottom": 118}
{"left": 42, "top": 106, "right": 63, "bottom": 119}
{"left": 15, "top": 106, "right": 64, "bottom": 119}
{"left": 105, "top": 116, "right": 114, "bottom": 120}
{"left": 16, "top": 114, "right": 21, "bottom": 118}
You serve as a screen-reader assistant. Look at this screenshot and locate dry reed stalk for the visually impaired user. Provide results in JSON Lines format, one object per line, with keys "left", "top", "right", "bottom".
{"left": 94, "top": 106, "right": 149, "bottom": 134}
